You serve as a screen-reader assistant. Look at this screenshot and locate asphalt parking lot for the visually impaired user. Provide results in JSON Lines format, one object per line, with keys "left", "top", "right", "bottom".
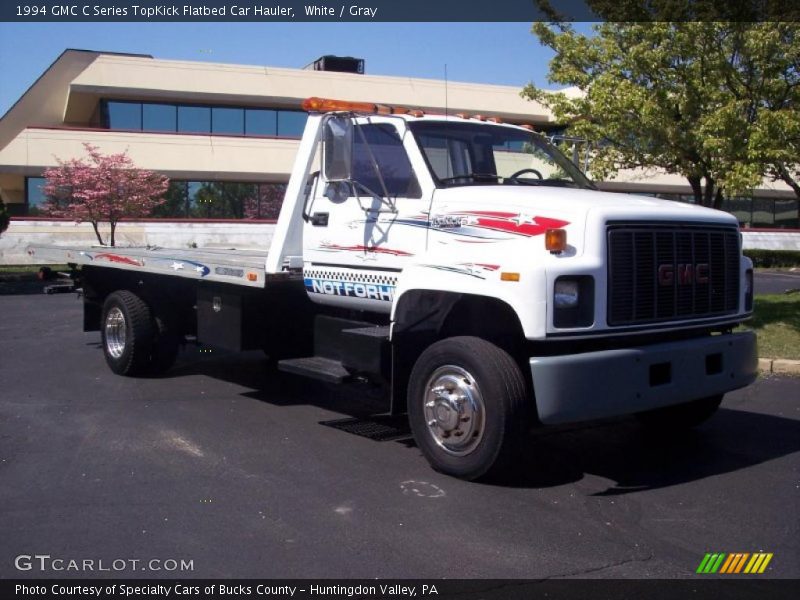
{"left": 0, "top": 290, "right": 798, "bottom": 580}
{"left": 753, "top": 270, "right": 800, "bottom": 295}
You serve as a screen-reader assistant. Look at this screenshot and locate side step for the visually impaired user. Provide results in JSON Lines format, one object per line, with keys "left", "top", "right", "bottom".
{"left": 277, "top": 356, "right": 351, "bottom": 384}
{"left": 342, "top": 325, "right": 391, "bottom": 339}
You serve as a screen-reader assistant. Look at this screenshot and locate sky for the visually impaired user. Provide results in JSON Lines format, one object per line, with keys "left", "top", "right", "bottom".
{"left": 0, "top": 21, "right": 595, "bottom": 117}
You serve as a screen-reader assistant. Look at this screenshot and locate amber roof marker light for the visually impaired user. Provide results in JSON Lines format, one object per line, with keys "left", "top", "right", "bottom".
{"left": 302, "top": 97, "right": 423, "bottom": 116}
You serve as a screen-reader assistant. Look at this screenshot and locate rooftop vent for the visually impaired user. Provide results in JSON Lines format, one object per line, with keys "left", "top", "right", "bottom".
{"left": 305, "top": 55, "right": 365, "bottom": 74}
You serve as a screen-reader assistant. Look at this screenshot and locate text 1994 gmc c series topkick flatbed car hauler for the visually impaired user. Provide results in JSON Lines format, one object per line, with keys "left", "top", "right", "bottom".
{"left": 29, "top": 97, "right": 758, "bottom": 480}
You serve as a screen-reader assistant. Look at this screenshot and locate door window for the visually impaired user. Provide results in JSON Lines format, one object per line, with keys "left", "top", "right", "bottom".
{"left": 351, "top": 124, "right": 421, "bottom": 199}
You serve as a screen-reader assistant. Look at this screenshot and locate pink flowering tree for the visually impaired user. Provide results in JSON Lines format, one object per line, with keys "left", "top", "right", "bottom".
{"left": 43, "top": 143, "right": 169, "bottom": 246}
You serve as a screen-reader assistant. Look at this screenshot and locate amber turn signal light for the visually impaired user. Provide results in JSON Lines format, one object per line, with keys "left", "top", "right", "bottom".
{"left": 545, "top": 228, "right": 567, "bottom": 253}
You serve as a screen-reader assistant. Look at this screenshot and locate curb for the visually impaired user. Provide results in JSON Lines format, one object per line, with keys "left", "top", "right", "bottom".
{"left": 758, "top": 358, "right": 800, "bottom": 375}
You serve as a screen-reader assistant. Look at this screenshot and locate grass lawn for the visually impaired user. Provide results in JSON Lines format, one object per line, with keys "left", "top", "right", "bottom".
{"left": 0, "top": 264, "right": 69, "bottom": 274}
{"left": 738, "top": 294, "right": 800, "bottom": 360}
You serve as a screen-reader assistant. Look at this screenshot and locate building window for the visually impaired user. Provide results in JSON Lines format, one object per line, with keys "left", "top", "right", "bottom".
{"left": 178, "top": 105, "right": 211, "bottom": 134}
{"left": 775, "top": 199, "right": 799, "bottom": 229}
{"left": 25, "top": 176, "right": 284, "bottom": 220}
{"left": 153, "top": 180, "right": 285, "bottom": 219}
{"left": 212, "top": 107, "right": 244, "bottom": 135}
{"left": 245, "top": 109, "right": 277, "bottom": 136}
{"left": 277, "top": 110, "right": 307, "bottom": 136}
{"left": 25, "top": 177, "right": 48, "bottom": 215}
{"left": 102, "top": 100, "right": 306, "bottom": 138}
{"left": 143, "top": 103, "right": 177, "bottom": 132}
{"left": 106, "top": 101, "right": 142, "bottom": 130}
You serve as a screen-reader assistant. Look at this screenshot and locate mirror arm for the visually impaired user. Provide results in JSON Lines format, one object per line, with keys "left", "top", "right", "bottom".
{"left": 352, "top": 181, "right": 398, "bottom": 214}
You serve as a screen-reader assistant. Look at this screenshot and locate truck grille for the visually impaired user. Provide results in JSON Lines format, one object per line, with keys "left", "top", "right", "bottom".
{"left": 607, "top": 223, "right": 740, "bottom": 326}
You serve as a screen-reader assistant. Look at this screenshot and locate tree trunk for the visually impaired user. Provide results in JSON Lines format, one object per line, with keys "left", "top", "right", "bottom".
{"left": 688, "top": 175, "right": 703, "bottom": 204}
{"left": 90, "top": 221, "right": 105, "bottom": 246}
{"left": 702, "top": 176, "right": 715, "bottom": 208}
{"left": 110, "top": 221, "right": 116, "bottom": 247}
{"left": 713, "top": 187, "right": 724, "bottom": 210}
{"left": 775, "top": 163, "right": 800, "bottom": 199}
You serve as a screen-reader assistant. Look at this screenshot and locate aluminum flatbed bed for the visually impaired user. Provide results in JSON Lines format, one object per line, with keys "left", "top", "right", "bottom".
{"left": 26, "top": 244, "right": 280, "bottom": 288}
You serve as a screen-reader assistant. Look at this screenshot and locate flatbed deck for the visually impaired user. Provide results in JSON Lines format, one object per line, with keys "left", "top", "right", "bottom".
{"left": 26, "top": 244, "right": 281, "bottom": 287}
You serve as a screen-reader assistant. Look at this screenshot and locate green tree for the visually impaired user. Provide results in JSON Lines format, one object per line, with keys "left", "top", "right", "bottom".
{"left": 0, "top": 194, "right": 9, "bottom": 237}
{"left": 523, "top": 20, "right": 798, "bottom": 208}
{"left": 719, "top": 25, "right": 800, "bottom": 201}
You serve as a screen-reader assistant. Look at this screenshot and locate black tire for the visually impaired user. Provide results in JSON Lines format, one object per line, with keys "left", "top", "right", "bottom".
{"left": 407, "top": 336, "right": 528, "bottom": 480}
{"left": 101, "top": 291, "right": 179, "bottom": 376}
{"left": 635, "top": 394, "right": 723, "bottom": 431}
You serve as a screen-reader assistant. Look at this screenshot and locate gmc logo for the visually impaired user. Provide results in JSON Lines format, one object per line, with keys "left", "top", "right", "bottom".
{"left": 658, "top": 263, "right": 710, "bottom": 286}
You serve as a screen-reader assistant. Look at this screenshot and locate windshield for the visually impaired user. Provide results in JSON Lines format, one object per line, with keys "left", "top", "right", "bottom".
{"left": 408, "top": 121, "right": 594, "bottom": 189}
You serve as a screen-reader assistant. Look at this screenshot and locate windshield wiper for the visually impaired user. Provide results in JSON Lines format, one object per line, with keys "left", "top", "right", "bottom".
{"left": 439, "top": 172, "right": 500, "bottom": 184}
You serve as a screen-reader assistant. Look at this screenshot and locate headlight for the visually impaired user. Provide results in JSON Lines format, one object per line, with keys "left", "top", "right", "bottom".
{"left": 554, "top": 280, "right": 580, "bottom": 308}
{"left": 554, "top": 276, "right": 594, "bottom": 328}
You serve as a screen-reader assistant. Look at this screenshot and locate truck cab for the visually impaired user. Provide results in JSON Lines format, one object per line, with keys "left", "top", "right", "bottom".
{"left": 279, "top": 99, "right": 757, "bottom": 478}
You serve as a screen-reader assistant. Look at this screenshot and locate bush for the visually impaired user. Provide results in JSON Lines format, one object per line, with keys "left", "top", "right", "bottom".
{"left": 744, "top": 249, "right": 800, "bottom": 268}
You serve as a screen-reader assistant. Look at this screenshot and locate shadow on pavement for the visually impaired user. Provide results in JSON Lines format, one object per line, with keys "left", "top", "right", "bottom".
{"left": 499, "top": 406, "right": 800, "bottom": 493}
{"left": 154, "top": 347, "right": 800, "bottom": 493}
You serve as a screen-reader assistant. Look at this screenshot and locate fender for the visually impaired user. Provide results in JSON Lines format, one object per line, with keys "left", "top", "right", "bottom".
{"left": 391, "top": 260, "right": 548, "bottom": 340}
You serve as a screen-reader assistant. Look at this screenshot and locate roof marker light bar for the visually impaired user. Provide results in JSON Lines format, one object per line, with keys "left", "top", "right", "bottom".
{"left": 302, "top": 98, "right": 528, "bottom": 128}
{"left": 302, "top": 97, "right": 424, "bottom": 117}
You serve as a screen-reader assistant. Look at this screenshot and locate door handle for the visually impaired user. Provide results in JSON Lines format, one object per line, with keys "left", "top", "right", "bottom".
{"left": 311, "top": 212, "right": 329, "bottom": 227}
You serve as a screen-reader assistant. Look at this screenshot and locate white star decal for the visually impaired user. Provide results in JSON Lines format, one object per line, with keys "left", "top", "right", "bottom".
{"left": 511, "top": 213, "right": 538, "bottom": 227}
{"left": 171, "top": 262, "right": 184, "bottom": 271}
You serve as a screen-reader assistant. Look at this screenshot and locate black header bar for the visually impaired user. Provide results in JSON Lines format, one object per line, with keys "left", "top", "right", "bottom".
{"left": 2, "top": 1, "right": 799, "bottom": 22}
{"left": 3, "top": 579, "right": 800, "bottom": 600}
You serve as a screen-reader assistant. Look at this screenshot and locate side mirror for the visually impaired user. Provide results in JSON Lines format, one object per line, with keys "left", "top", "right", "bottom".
{"left": 323, "top": 115, "right": 353, "bottom": 182}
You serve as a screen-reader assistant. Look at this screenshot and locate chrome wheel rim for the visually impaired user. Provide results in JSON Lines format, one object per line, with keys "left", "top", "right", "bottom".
{"left": 423, "top": 365, "right": 485, "bottom": 456}
{"left": 105, "top": 307, "right": 127, "bottom": 359}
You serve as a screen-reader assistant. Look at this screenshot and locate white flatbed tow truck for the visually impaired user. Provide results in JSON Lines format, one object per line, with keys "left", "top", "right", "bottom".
{"left": 28, "top": 97, "right": 758, "bottom": 479}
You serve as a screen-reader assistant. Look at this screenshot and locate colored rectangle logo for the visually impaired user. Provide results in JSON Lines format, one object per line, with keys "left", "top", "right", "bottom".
{"left": 698, "top": 552, "right": 773, "bottom": 574}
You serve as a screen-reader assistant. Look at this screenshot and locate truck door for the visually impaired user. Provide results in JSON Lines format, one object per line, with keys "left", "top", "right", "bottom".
{"left": 303, "top": 119, "right": 429, "bottom": 312}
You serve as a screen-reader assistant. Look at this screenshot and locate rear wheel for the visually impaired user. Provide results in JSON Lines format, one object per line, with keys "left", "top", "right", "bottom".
{"left": 407, "top": 336, "right": 528, "bottom": 480}
{"left": 101, "top": 291, "right": 179, "bottom": 376}
{"left": 635, "top": 394, "right": 723, "bottom": 430}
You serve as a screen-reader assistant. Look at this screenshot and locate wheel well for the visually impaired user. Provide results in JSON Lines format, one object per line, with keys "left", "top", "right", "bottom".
{"left": 82, "top": 266, "right": 196, "bottom": 335}
{"left": 391, "top": 290, "right": 529, "bottom": 414}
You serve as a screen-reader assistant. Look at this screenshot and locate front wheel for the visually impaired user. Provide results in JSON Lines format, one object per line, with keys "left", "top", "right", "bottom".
{"left": 407, "top": 336, "right": 529, "bottom": 480}
{"left": 635, "top": 394, "right": 723, "bottom": 431}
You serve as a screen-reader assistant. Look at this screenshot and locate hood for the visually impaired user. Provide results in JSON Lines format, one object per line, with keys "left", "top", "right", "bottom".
{"left": 431, "top": 185, "right": 737, "bottom": 225}
{"left": 426, "top": 185, "right": 738, "bottom": 260}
